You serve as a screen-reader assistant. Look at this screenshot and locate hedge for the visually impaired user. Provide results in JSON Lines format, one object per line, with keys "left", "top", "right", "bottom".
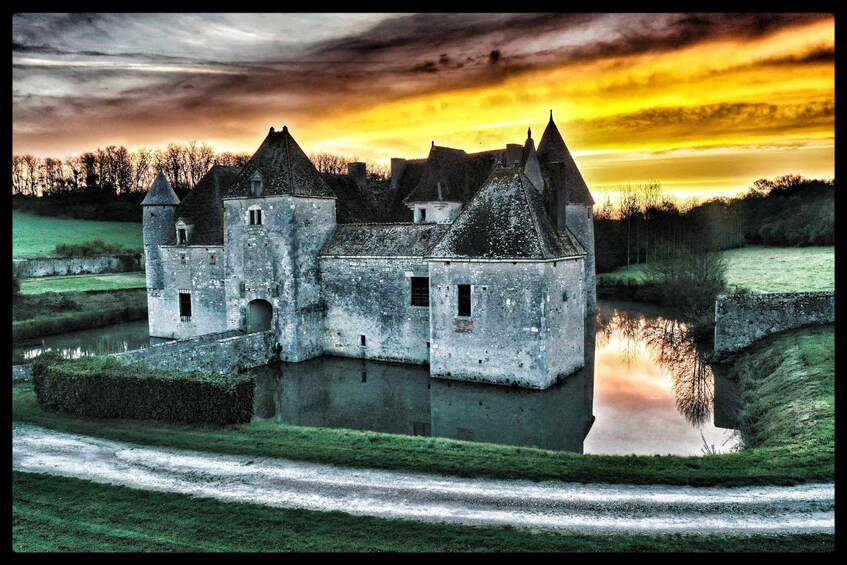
{"left": 32, "top": 354, "right": 253, "bottom": 425}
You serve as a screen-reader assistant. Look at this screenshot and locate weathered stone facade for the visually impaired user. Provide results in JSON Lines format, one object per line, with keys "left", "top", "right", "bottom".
{"left": 714, "top": 291, "right": 835, "bottom": 356}
{"left": 13, "top": 254, "right": 144, "bottom": 278}
{"left": 114, "top": 330, "right": 276, "bottom": 373}
{"left": 142, "top": 116, "right": 596, "bottom": 389}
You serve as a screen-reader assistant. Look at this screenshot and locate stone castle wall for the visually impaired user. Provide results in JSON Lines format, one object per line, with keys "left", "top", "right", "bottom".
{"left": 714, "top": 291, "right": 835, "bottom": 355}
{"left": 13, "top": 254, "right": 144, "bottom": 278}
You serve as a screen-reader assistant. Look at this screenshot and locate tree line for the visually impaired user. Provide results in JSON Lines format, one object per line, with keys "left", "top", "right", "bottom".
{"left": 593, "top": 175, "right": 834, "bottom": 273}
{"left": 11, "top": 142, "right": 252, "bottom": 197}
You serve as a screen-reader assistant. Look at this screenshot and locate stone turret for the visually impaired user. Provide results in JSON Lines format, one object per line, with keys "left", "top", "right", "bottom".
{"left": 141, "top": 171, "right": 179, "bottom": 290}
{"left": 538, "top": 111, "right": 597, "bottom": 312}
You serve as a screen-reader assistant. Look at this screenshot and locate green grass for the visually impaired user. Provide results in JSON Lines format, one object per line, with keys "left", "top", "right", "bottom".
{"left": 13, "top": 210, "right": 142, "bottom": 259}
{"left": 732, "top": 325, "right": 834, "bottom": 452}
{"left": 12, "top": 289, "right": 147, "bottom": 340}
{"left": 19, "top": 273, "right": 147, "bottom": 295}
{"left": 12, "top": 472, "right": 833, "bottom": 552}
{"left": 12, "top": 322, "right": 835, "bottom": 487}
{"left": 598, "top": 245, "right": 834, "bottom": 293}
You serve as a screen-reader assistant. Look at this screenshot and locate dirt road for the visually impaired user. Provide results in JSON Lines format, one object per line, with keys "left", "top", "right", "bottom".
{"left": 12, "top": 424, "right": 834, "bottom": 534}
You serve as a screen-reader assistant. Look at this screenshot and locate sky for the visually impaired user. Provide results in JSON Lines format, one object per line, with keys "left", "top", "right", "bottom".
{"left": 12, "top": 13, "right": 834, "bottom": 199}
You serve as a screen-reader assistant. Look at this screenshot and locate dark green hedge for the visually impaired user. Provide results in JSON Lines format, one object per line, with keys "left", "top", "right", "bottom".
{"left": 32, "top": 354, "right": 253, "bottom": 425}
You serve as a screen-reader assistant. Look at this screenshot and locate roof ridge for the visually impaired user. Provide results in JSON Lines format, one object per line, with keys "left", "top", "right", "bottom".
{"left": 517, "top": 170, "right": 548, "bottom": 258}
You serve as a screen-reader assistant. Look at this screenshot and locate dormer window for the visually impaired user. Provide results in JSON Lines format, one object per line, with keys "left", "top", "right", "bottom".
{"left": 248, "top": 205, "right": 263, "bottom": 226}
{"left": 177, "top": 228, "right": 187, "bottom": 244}
{"left": 250, "top": 171, "right": 264, "bottom": 197}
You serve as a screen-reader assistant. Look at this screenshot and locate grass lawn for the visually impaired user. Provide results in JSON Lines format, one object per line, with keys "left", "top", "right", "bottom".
{"left": 597, "top": 246, "right": 834, "bottom": 293}
{"left": 19, "top": 273, "right": 147, "bottom": 295}
{"left": 12, "top": 472, "right": 833, "bottom": 552}
{"left": 12, "top": 324, "right": 835, "bottom": 487}
{"left": 13, "top": 210, "right": 142, "bottom": 259}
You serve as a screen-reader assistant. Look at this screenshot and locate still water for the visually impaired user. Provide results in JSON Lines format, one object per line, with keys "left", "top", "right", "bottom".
{"left": 12, "top": 320, "right": 155, "bottom": 364}
{"left": 13, "top": 301, "right": 741, "bottom": 456}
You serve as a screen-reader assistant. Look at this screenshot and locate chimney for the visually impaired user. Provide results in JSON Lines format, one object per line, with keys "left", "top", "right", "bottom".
{"left": 390, "top": 157, "right": 407, "bottom": 191}
{"left": 505, "top": 144, "right": 523, "bottom": 167}
{"left": 348, "top": 162, "right": 367, "bottom": 189}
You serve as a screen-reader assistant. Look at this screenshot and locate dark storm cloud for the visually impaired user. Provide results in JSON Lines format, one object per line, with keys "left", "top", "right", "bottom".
{"left": 11, "top": 12, "right": 832, "bottom": 154}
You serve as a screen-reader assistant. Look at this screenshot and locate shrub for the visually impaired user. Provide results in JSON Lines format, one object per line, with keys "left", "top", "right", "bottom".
{"left": 54, "top": 240, "right": 135, "bottom": 257}
{"left": 32, "top": 356, "right": 254, "bottom": 425}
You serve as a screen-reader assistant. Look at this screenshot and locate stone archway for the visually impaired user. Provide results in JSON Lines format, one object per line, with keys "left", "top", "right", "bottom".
{"left": 247, "top": 299, "right": 273, "bottom": 333}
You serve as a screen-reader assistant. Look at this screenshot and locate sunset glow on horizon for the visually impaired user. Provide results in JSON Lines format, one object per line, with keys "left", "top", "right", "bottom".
{"left": 13, "top": 13, "right": 834, "bottom": 199}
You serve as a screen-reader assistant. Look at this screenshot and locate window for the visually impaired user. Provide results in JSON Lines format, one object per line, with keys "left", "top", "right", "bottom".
{"left": 248, "top": 208, "right": 263, "bottom": 225}
{"left": 420, "top": 208, "right": 426, "bottom": 222}
{"left": 209, "top": 252, "right": 217, "bottom": 265}
{"left": 360, "top": 335, "right": 367, "bottom": 347}
{"left": 179, "top": 253, "right": 187, "bottom": 265}
{"left": 250, "top": 172, "right": 263, "bottom": 197}
{"left": 179, "top": 290, "right": 192, "bottom": 321}
{"left": 411, "top": 277, "right": 429, "bottom": 307}
{"left": 458, "top": 284, "right": 471, "bottom": 316}
{"left": 177, "top": 228, "right": 187, "bottom": 244}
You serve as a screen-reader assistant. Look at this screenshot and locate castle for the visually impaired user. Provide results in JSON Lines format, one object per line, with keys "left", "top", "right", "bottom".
{"left": 141, "top": 112, "right": 595, "bottom": 389}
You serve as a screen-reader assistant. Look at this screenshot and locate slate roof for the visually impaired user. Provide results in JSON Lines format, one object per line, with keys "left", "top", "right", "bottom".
{"left": 225, "top": 126, "right": 334, "bottom": 198}
{"left": 171, "top": 165, "right": 241, "bottom": 245}
{"left": 321, "top": 173, "right": 391, "bottom": 224}
{"left": 141, "top": 171, "right": 180, "bottom": 206}
{"left": 537, "top": 114, "right": 594, "bottom": 206}
{"left": 321, "top": 223, "right": 450, "bottom": 257}
{"left": 429, "top": 168, "right": 583, "bottom": 260}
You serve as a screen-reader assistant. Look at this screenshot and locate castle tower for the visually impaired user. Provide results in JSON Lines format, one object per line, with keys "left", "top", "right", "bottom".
{"left": 141, "top": 171, "right": 180, "bottom": 291}
{"left": 538, "top": 111, "right": 597, "bottom": 312}
{"left": 428, "top": 168, "right": 587, "bottom": 389}
{"left": 222, "top": 125, "right": 337, "bottom": 362}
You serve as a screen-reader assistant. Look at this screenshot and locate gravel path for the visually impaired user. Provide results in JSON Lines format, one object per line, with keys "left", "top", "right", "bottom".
{"left": 12, "top": 424, "right": 834, "bottom": 535}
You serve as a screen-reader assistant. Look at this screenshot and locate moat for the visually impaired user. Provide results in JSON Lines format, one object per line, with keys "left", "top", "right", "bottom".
{"left": 13, "top": 300, "right": 741, "bottom": 456}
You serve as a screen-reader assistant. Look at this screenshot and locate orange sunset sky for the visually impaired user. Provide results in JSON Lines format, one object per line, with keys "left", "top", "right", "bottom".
{"left": 12, "top": 13, "right": 834, "bottom": 199}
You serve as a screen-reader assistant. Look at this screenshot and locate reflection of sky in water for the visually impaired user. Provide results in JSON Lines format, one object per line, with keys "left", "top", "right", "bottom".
{"left": 584, "top": 302, "right": 741, "bottom": 456}
{"left": 13, "top": 320, "right": 152, "bottom": 362}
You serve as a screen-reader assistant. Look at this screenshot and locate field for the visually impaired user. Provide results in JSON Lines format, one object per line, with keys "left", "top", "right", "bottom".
{"left": 13, "top": 211, "right": 142, "bottom": 259}
{"left": 598, "top": 246, "right": 834, "bottom": 293}
{"left": 19, "top": 273, "right": 147, "bottom": 295}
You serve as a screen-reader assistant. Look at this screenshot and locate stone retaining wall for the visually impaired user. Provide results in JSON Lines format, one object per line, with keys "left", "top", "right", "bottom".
{"left": 714, "top": 291, "right": 834, "bottom": 356}
{"left": 13, "top": 254, "right": 144, "bottom": 278}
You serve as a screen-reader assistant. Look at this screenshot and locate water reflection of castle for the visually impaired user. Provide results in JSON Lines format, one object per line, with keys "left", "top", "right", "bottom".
{"left": 252, "top": 304, "right": 741, "bottom": 454}
{"left": 253, "top": 316, "right": 596, "bottom": 453}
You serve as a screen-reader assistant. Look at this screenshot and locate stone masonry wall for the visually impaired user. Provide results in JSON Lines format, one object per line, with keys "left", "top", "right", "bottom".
{"left": 13, "top": 254, "right": 144, "bottom": 278}
{"left": 321, "top": 257, "right": 431, "bottom": 364}
{"left": 114, "top": 330, "right": 276, "bottom": 373}
{"left": 149, "top": 245, "right": 227, "bottom": 339}
{"left": 714, "top": 291, "right": 835, "bottom": 355}
{"left": 428, "top": 260, "right": 585, "bottom": 389}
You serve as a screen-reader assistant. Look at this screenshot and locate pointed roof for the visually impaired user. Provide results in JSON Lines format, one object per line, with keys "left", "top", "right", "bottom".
{"left": 520, "top": 129, "right": 544, "bottom": 192}
{"left": 429, "top": 168, "right": 584, "bottom": 260}
{"left": 403, "top": 145, "right": 469, "bottom": 203}
{"left": 537, "top": 112, "right": 594, "bottom": 206}
{"left": 171, "top": 165, "right": 241, "bottom": 245}
{"left": 225, "top": 126, "right": 334, "bottom": 198}
{"left": 141, "top": 171, "right": 180, "bottom": 206}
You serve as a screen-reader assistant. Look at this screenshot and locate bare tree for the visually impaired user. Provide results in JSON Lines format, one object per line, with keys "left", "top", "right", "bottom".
{"left": 618, "top": 183, "right": 639, "bottom": 267}
{"left": 132, "top": 148, "right": 155, "bottom": 192}
{"left": 310, "top": 152, "right": 351, "bottom": 175}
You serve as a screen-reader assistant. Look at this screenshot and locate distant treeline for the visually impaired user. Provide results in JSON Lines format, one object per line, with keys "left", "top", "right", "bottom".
{"left": 11, "top": 143, "right": 252, "bottom": 221}
{"left": 594, "top": 175, "right": 834, "bottom": 273}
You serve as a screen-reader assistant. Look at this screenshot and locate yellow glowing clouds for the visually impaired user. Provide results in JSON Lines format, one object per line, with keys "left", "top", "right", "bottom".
{"left": 296, "top": 18, "right": 833, "bottom": 199}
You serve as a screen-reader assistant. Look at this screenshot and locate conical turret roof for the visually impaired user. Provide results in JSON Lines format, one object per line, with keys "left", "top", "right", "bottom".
{"left": 141, "top": 171, "right": 180, "bottom": 206}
